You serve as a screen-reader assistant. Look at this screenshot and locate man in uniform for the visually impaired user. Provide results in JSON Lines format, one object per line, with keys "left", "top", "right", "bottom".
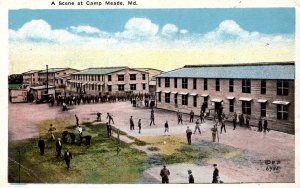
{"left": 75, "top": 114, "right": 79, "bottom": 127}
{"left": 186, "top": 126, "right": 193, "bottom": 145}
{"left": 130, "top": 116, "right": 135, "bottom": 130}
{"left": 97, "top": 112, "right": 102, "bottom": 122}
{"left": 56, "top": 138, "right": 62, "bottom": 157}
{"left": 138, "top": 119, "right": 142, "bottom": 134}
{"left": 189, "top": 110, "right": 194, "bottom": 123}
{"left": 188, "top": 169, "right": 194, "bottom": 183}
{"left": 48, "top": 124, "right": 56, "bottom": 141}
{"left": 164, "top": 120, "right": 169, "bottom": 135}
{"left": 177, "top": 110, "right": 183, "bottom": 125}
{"left": 258, "top": 117, "right": 263, "bottom": 132}
{"left": 106, "top": 113, "right": 114, "bottom": 124}
{"left": 212, "top": 164, "right": 219, "bottom": 183}
{"left": 194, "top": 119, "right": 201, "bottom": 134}
{"left": 64, "top": 149, "right": 72, "bottom": 169}
{"left": 150, "top": 109, "right": 155, "bottom": 126}
{"left": 211, "top": 126, "right": 218, "bottom": 142}
{"left": 38, "top": 137, "right": 45, "bottom": 156}
{"left": 106, "top": 122, "right": 112, "bottom": 137}
{"left": 263, "top": 119, "right": 268, "bottom": 133}
{"left": 220, "top": 121, "right": 226, "bottom": 134}
{"left": 233, "top": 112, "right": 237, "bottom": 130}
{"left": 160, "top": 165, "right": 170, "bottom": 184}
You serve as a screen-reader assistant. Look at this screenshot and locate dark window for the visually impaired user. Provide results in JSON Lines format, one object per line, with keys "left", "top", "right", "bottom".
{"left": 158, "top": 78, "right": 161, "bottom": 87}
{"left": 182, "top": 94, "right": 188, "bottom": 105}
{"left": 216, "top": 79, "right": 220, "bottom": 91}
{"left": 182, "top": 78, "right": 188, "bottom": 89}
{"left": 242, "top": 101, "right": 251, "bottom": 115}
{"left": 261, "top": 80, "right": 266, "bottom": 95}
{"left": 60, "top": 80, "right": 63, "bottom": 84}
{"left": 193, "top": 78, "right": 197, "bottom": 90}
{"left": 204, "top": 97, "right": 208, "bottom": 108}
{"left": 108, "top": 85, "right": 112, "bottom": 92}
{"left": 142, "top": 74, "right": 146, "bottom": 80}
{"left": 174, "top": 78, "right": 177, "bottom": 88}
{"left": 193, "top": 96, "right": 197, "bottom": 107}
{"left": 174, "top": 94, "right": 178, "bottom": 105}
{"left": 277, "top": 80, "right": 289, "bottom": 96}
{"left": 108, "top": 75, "right": 112, "bottom": 81}
{"left": 98, "top": 85, "right": 101, "bottom": 91}
{"left": 242, "top": 79, "right": 251, "bottom": 93}
{"left": 118, "top": 84, "right": 124, "bottom": 91}
{"left": 277, "top": 104, "right": 288, "bottom": 120}
{"left": 229, "top": 79, "right": 234, "bottom": 92}
{"left": 118, "top": 75, "right": 124, "bottom": 81}
{"left": 91, "top": 75, "right": 94, "bottom": 81}
{"left": 165, "top": 78, "right": 170, "bottom": 88}
{"left": 158, "top": 92, "right": 161, "bottom": 102}
{"left": 130, "top": 84, "right": 136, "bottom": 91}
{"left": 142, "top": 83, "right": 146, "bottom": 90}
{"left": 229, "top": 100, "right": 234, "bottom": 112}
{"left": 130, "top": 74, "right": 136, "bottom": 80}
{"left": 165, "top": 93, "right": 170, "bottom": 103}
{"left": 204, "top": 78, "right": 208, "bottom": 90}
{"left": 98, "top": 75, "right": 100, "bottom": 81}
{"left": 261, "top": 103, "right": 266, "bottom": 117}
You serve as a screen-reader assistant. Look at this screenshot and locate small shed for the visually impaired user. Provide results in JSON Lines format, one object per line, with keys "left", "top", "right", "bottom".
{"left": 30, "top": 85, "right": 55, "bottom": 101}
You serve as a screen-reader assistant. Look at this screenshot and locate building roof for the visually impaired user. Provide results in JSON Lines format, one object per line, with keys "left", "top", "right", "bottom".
{"left": 30, "top": 85, "right": 55, "bottom": 90}
{"left": 73, "top": 67, "right": 128, "bottom": 75}
{"left": 156, "top": 62, "right": 295, "bottom": 80}
{"left": 39, "top": 68, "right": 78, "bottom": 73}
{"left": 134, "top": 68, "right": 162, "bottom": 72}
{"left": 22, "top": 70, "right": 42, "bottom": 74}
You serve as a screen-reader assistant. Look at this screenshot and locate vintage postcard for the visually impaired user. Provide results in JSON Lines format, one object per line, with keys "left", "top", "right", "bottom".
{"left": 1, "top": 0, "right": 299, "bottom": 187}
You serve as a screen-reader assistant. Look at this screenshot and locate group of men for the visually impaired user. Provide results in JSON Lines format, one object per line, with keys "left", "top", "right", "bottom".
{"left": 160, "top": 164, "right": 220, "bottom": 184}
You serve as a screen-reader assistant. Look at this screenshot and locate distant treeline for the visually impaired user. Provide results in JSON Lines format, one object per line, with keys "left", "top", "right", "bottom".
{"left": 8, "top": 74, "right": 23, "bottom": 84}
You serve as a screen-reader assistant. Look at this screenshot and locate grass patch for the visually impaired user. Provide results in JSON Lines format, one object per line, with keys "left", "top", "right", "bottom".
{"left": 8, "top": 123, "right": 147, "bottom": 183}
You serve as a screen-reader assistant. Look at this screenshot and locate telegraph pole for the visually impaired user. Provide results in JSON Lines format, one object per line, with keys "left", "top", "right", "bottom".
{"left": 18, "top": 149, "right": 20, "bottom": 183}
{"left": 46, "top": 65, "right": 49, "bottom": 100}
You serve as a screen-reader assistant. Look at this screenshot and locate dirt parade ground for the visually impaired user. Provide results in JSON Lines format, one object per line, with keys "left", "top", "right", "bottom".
{"left": 8, "top": 101, "right": 295, "bottom": 183}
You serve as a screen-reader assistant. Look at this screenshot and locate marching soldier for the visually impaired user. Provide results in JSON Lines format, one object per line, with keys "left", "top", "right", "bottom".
{"left": 64, "top": 149, "right": 72, "bottom": 169}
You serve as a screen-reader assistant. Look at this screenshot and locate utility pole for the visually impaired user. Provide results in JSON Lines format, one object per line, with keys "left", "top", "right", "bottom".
{"left": 18, "top": 149, "right": 20, "bottom": 183}
{"left": 46, "top": 65, "right": 49, "bottom": 96}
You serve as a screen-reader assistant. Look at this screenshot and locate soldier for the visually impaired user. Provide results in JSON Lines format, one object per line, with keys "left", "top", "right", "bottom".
{"left": 130, "top": 116, "right": 135, "bottom": 130}
{"left": 211, "top": 126, "right": 218, "bottom": 142}
{"left": 194, "top": 119, "right": 201, "bottom": 134}
{"left": 263, "top": 119, "right": 268, "bottom": 133}
{"left": 38, "top": 137, "right": 45, "bottom": 156}
{"left": 177, "top": 110, "right": 183, "bottom": 125}
{"left": 188, "top": 169, "right": 194, "bottom": 183}
{"left": 56, "top": 138, "right": 62, "bottom": 157}
{"left": 212, "top": 164, "right": 219, "bottom": 183}
{"left": 189, "top": 110, "right": 194, "bottom": 123}
{"left": 150, "top": 109, "right": 155, "bottom": 126}
{"left": 200, "top": 112, "right": 205, "bottom": 123}
{"left": 75, "top": 114, "right": 79, "bottom": 127}
{"left": 62, "top": 102, "right": 68, "bottom": 111}
{"left": 160, "top": 165, "right": 170, "bottom": 184}
{"left": 106, "top": 113, "right": 115, "bottom": 124}
{"left": 64, "top": 149, "right": 72, "bottom": 169}
{"left": 220, "top": 121, "right": 226, "bottom": 134}
{"left": 138, "top": 119, "right": 141, "bottom": 134}
{"left": 164, "top": 121, "right": 169, "bottom": 135}
{"left": 246, "top": 115, "right": 250, "bottom": 128}
{"left": 233, "top": 112, "right": 237, "bottom": 130}
{"left": 258, "top": 117, "right": 263, "bottom": 132}
{"left": 48, "top": 124, "right": 56, "bottom": 141}
{"left": 186, "top": 126, "right": 193, "bottom": 145}
{"left": 97, "top": 112, "right": 102, "bottom": 122}
{"left": 106, "top": 122, "right": 112, "bottom": 137}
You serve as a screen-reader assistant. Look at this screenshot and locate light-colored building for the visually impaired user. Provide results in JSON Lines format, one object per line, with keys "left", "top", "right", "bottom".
{"left": 29, "top": 85, "right": 55, "bottom": 101}
{"left": 135, "top": 68, "right": 163, "bottom": 94}
{"left": 38, "top": 68, "right": 78, "bottom": 86}
{"left": 155, "top": 62, "right": 295, "bottom": 133}
{"left": 69, "top": 66, "right": 149, "bottom": 95}
{"left": 22, "top": 70, "right": 42, "bottom": 85}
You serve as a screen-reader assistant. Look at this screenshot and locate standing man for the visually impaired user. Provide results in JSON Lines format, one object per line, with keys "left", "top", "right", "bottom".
{"left": 64, "top": 149, "right": 72, "bottom": 169}
{"left": 211, "top": 126, "right": 218, "bottom": 142}
{"left": 77, "top": 126, "right": 83, "bottom": 136}
{"left": 246, "top": 115, "right": 250, "bottom": 128}
{"left": 233, "top": 112, "right": 237, "bottom": 130}
{"left": 75, "top": 114, "right": 79, "bottom": 127}
{"left": 194, "top": 119, "right": 201, "bottom": 134}
{"left": 56, "top": 138, "right": 62, "bottom": 158}
{"left": 188, "top": 169, "right": 194, "bottom": 183}
{"left": 164, "top": 121, "right": 169, "bottom": 135}
{"left": 263, "top": 119, "right": 268, "bottom": 133}
{"left": 130, "top": 116, "right": 135, "bottom": 130}
{"left": 38, "top": 137, "right": 45, "bottom": 156}
{"left": 138, "top": 119, "right": 141, "bottom": 134}
{"left": 186, "top": 126, "right": 193, "bottom": 145}
{"left": 106, "top": 122, "right": 112, "bottom": 137}
{"left": 258, "top": 117, "right": 263, "bottom": 132}
{"left": 106, "top": 113, "right": 115, "bottom": 124}
{"left": 48, "top": 124, "right": 56, "bottom": 141}
{"left": 200, "top": 112, "right": 205, "bottom": 123}
{"left": 150, "top": 109, "right": 155, "bottom": 126}
{"left": 212, "top": 164, "right": 219, "bottom": 183}
{"left": 189, "top": 110, "right": 194, "bottom": 123}
{"left": 220, "top": 121, "right": 226, "bottom": 134}
{"left": 177, "top": 111, "right": 183, "bottom": 125}
{"left": 160, "top": 165, "right": 170, "bottom": 184}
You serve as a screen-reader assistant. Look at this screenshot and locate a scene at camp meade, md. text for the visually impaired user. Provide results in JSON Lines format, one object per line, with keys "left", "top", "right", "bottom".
{"left": 8, "top": 8, "right": 295, "bottom": 184}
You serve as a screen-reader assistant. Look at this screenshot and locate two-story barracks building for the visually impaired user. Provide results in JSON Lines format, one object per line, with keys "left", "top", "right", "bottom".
{"left": 68, "top": 66, "right": 149, "bottom": 95}
{"left": 155, "top": 62, "right": 295, "bottom": 133}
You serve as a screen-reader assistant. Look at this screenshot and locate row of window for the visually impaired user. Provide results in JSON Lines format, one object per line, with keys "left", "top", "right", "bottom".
{"left": 72, "top": 74, "right": 147, "bottom": 82}
{"left": 157, "top": 93, "right": 289, "bottom": 120}
{"left": 158, "top": 78, "right": 289, "bottom": 96}
{"left": 72, "top": 83, "right": 147, "bottom": 92}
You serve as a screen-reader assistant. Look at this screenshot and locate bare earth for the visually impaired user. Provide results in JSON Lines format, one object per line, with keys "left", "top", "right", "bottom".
{"left": 8, "top": 102, "right": 295, "bottom": 183}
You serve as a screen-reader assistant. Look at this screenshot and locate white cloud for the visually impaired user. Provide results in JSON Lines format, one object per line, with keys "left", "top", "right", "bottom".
{"left": 116, "top": 17, "right": 159, "bottom": 39}
{"left": 161, "top": 24, "right": 178, "bottom": 36}
{"left": 180, "top": 29, "right": 189, "bottom": 34}
{"left": 70, "top": 25, "right": 101, "bottom": 34}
